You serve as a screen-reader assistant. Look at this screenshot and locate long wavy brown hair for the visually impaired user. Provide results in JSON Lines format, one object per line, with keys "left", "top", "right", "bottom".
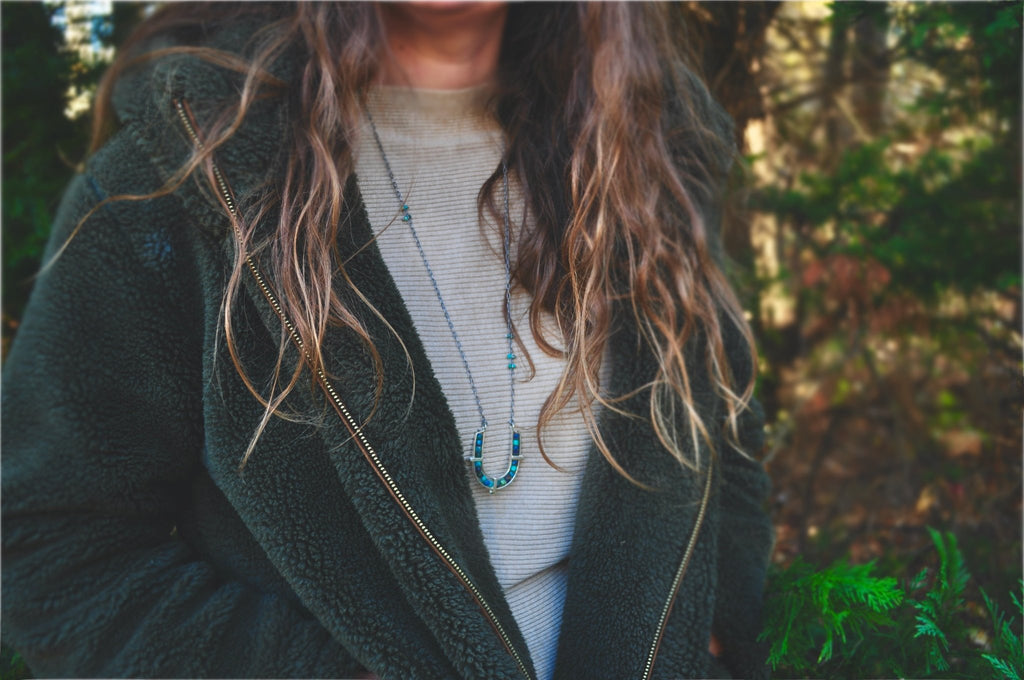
{"left": 91, "top": 2, "right": 757, "bottom": 478}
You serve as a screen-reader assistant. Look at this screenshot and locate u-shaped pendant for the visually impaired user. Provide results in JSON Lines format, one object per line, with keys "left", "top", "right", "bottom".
{"left": 468, "top": 425, "right": 521, "bottom": 493}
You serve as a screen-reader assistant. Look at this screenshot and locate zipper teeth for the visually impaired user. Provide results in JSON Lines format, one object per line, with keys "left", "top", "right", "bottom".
{"left": 173, "top": 99, "right": 533, "bottom": 680}
{"left": 640, "top": 461, "right": 714, "bottom": 680}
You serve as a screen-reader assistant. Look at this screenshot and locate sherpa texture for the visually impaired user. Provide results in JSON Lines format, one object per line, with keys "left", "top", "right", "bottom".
{"left": 1, "top": 18, "right": 774, "bottom": 680}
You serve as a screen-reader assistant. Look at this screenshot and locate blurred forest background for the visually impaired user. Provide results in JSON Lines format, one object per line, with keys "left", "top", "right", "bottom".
{"left": 2, "top": 2, "right": 1021, "bottom": 678}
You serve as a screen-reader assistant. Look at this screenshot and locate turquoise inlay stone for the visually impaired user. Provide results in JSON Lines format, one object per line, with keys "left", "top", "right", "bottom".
{"left": 469, "top": 427, "right": 521, "bottom": 492}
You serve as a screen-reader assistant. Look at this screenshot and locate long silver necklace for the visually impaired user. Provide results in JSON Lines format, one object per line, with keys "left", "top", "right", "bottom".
{"left": 367, "top": 113, "right": 521, "bottom": 493}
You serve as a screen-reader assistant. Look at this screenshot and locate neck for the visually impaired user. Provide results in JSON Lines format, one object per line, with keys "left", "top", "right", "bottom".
{"left": 377, "top": 2, "right": 508, "bottom": 90}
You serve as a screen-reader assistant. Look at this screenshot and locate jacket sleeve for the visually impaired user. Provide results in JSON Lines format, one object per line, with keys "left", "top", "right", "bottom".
{"left": 712, "top": 394, "right": 774, "bottom": 680}
{"left": 704, "top": 310, "right": 774, "bottom": 679}
{"left": 1, "top": 142, "right": 364, "bottom": 678}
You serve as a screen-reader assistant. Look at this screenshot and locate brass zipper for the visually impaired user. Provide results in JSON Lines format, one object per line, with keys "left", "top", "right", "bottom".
{"left": 640, "top": 460, "right": 714, "bottom": 680}
{"left": 172, "top": 98, "right": 533, "bottom": 680}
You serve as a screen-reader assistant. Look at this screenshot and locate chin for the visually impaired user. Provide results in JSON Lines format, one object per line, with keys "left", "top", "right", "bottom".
{"left": 392, "top": 2, "right": 508, "bottom": 20}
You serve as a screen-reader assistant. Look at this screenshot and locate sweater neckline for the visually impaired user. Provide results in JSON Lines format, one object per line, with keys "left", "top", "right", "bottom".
{"left": 365, "top": 83, "right": 499, "bottom": 139}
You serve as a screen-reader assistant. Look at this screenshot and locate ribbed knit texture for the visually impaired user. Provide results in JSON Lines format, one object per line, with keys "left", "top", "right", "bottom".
{"left": 355, "top": 85, "right": 593, "bottom": 680}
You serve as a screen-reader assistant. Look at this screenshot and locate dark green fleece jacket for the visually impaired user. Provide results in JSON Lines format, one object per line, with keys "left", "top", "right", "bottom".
{"left": 1, "top": 23, "right": 774, "bottom": 680}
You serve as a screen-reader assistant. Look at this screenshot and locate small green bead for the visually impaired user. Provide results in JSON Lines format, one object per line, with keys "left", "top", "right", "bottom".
{"left": 402, "top": 215, "right": 411, "bottom": 221}
{"left": 401, "top": 204, "right": 409, "bottom": 211}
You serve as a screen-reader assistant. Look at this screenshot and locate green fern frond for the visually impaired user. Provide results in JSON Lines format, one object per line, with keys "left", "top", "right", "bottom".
{"left": 914, "top": 615, "right": 949, "bottom": 646}
{"left": 983, "top": 654, "right": 1022, "bottom": 680}
{"left": 761, "top": 556, "right": 905, "bottom": 673}
{"left": 979, "top": 583, "right": 1024, "bottom": 680}
{"left": 909, "top": 567, "right": 929, "bottom": 591}
{"left": 762, "top": 535, "right": 1019, "bottom": 678}
{"left": 929, "top": 647, "right": 951, "bottom": 672}
{"left": 928, "top": 526, "right": 948, "bottom": 572}
{"left": 817, "top": 635, "right": 835, "bottom": 665}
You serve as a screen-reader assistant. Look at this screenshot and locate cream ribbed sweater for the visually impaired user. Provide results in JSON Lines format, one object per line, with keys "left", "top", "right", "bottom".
{"left": 355, "top": 85, "right": 594, "bottom": 680}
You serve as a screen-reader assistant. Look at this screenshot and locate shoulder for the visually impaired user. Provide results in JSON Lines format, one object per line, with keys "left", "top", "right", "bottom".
{"left": 664, "top": 66, "right": 735, "bottom": 180}
{"left": 106, "top": 10, "right": 299, "bottom": 222}
{"left": 37, "top": 134, "right": 206, "bottom": 309}
{"left": 110, "top": 7, "right": 295, "bottom": 126}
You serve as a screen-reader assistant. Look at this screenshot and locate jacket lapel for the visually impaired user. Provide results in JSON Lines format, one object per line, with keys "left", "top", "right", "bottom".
{"left": 312, "top": 184, "right": 535, "bottom": 677}
{"left": 211, "top": 173, "right": 532, "bottom": 678}
{"left": 552, "top": 321, "right": 718, "bottom": 679}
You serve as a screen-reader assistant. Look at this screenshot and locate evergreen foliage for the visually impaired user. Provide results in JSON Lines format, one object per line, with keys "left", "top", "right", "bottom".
{"left": 755, "top": 3, "right": 1022, "bottom": 301}
{"left": 909, "top": 528, "right": 971, "bottom": 673}
{"left": 981, "top": 586, "right": 1024, "bottom": 680}
{"left": 761, "top": 556, "right": 904, "bottom": 673}
{"left": 762, "top": 529, "right": 1024, "bottom": 679}
{"left": 0, "top": 646, "right": 29, "bottom": 680}
{"left": 1, "top": 2, "right": 85, "bottom": 333}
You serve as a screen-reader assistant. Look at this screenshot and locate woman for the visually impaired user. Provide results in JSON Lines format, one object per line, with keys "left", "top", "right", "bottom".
{"left": 1, "top": 3, "right": 773, "bottom": 679}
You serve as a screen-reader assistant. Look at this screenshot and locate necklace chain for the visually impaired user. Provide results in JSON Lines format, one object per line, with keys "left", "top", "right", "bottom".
{"left": 367, "top": 111, "right": 522, "bottom": 492}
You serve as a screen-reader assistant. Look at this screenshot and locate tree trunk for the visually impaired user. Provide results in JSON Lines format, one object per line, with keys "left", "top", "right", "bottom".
{"left": 823, "top": 11, "right": 849, "bottom": 170}
{"left": 851, "top": 6, "right": 891, "bottom": 136}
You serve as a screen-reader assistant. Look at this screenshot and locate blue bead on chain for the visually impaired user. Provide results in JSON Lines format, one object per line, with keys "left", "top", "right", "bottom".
{"left": 367, "top": 112, "right": 521, "bottom": 493}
